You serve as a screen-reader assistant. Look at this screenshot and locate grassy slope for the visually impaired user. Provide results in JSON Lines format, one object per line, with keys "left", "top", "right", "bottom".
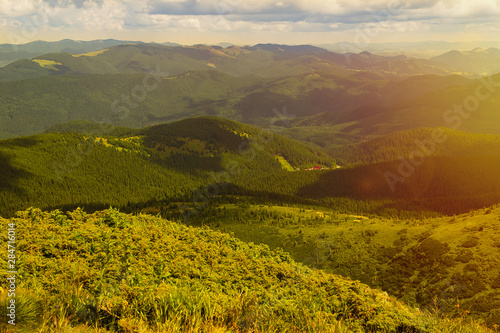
{"left": 0, "top": 208, "right": 491, "bottom": 333}
{"left": 182, "top": 201, "right": 500, "bottom": 328}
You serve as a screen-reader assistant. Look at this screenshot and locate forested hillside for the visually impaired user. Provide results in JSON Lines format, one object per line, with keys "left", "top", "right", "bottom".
{"left": 0, "top": 117, "right": 334, "bottom": 217}
{"left": 0, "top": 71, "right": 477, "bottom": 139}
{"left": 329, "top": 127, "right": 500, "bottom": 165}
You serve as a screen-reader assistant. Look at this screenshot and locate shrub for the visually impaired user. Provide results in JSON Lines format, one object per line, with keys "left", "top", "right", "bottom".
{"left": 492, "top": 273, "right": 500, "bottom": 289}
{"left": 455, "top": 250, "right": 474, "bottom": 263}
{"left": 460, "top": 237, "right": 480, "bottom": 248}
{"left": 416, "top": 238, "right": 449, "bottom": 261}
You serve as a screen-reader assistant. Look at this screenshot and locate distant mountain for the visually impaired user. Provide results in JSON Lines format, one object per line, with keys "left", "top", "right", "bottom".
{"left": 0, "top": 39, "right": 141, "bottom": 67}
{"left": 0, "top": 68, "right": 471, "bottom": 139}
{"left": 289, "top": 73, "right": 500, "bottom": 141}
{"left": 0, "top": 42, "right": 459, "bottom": 82}
{"left": 320, "top": 40, "right": 500, "bottom": 59}
{"left": 430, "top": 48, "right": 500, "bottom": 76}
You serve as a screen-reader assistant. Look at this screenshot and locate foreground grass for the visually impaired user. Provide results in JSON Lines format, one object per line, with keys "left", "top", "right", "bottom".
{"left": 186, "top": 202, "right": 500, "bottom": 327}
{"left": 0, "top": 208, "right": 492, "bottom": 332}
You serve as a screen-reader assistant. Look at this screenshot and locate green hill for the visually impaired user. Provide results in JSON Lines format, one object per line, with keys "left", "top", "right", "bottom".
{"left": 0, "top": 69, "right": 383, "bottom": 138}
{"left": 281, "top": 74, "right": 499, "bottom": 149}
{"left": 0, "top": 70, "right": 474, "bottom": 139}
{"left": 0, "top": 207, "right": 491, "bottom": 332}
{"left": 333, "top": 74, "right": 500, "bottom": 137}
{"left": 329, "top": 127, "right": 500, "bottom": 165}
{"left": 181, "top": 201, "right": 500, "bottom": 329}
{"left": 296, "top": 155, "right": 500, "bottom": 215}
{"left": 0, "top": 71, "right": 263, "bottom": 138}
{"left": 0, "top": 117, "right": 334, "bottom": 217}
{"left": 6, "top": 117, "right": 500, "bottom": 218}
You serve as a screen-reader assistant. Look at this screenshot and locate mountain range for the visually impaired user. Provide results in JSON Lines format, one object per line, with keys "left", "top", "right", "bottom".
{"left": 2, "top": 41, "right": 499, "bottom": 142}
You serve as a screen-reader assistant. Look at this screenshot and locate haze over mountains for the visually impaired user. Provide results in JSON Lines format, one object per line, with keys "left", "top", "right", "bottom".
{"left": 322, "top": 41, "right": 500, "bottom": 58}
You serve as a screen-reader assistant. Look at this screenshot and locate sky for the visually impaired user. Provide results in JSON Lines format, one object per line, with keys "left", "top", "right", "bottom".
{"left": 0, "top": 0, "right": 499, "bottom": 45}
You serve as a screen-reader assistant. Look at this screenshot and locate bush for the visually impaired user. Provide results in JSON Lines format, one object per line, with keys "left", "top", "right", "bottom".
{"left": 455, "top": 250, "right": 474, "bottom": 263}
{"left": 416, "top": 238, "right": 449, "bottom": 261}
{"left": 460, "top": 237, "right": 480, "bottom": 248}
{"left": 492, "top": 273, "right": 500, "bottom": 289}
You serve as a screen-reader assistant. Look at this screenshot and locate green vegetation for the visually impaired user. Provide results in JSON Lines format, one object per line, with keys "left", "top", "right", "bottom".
{"left": 2, "top": 41, "right": 500, "bottom": 332}
{"left": 0, "top": 69, "right": 381, "bottom": 138}
{"left": 5, "top": 117, "right": 500, "bottom": 218}
{"left": 173, "top": 201, "right": 500, "bottom": 328}
{"left": 0, "top": 117, "right": 334, "bottom": 217}
{"left": 275, "top": 155, "right": 296, "bottom": 171}
{"left": 0, "top": 207, "right": 492, "bottom": 332}
{"left": 328, "top": 127, "right": 500, "bottom": 166}
{"left": 0, "top": 43, "right": 483, "bottom": 140}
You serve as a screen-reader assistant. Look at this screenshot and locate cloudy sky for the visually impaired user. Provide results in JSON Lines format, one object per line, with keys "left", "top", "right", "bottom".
{"left": 0, "top": 0, "right": 499, "bottom": 45}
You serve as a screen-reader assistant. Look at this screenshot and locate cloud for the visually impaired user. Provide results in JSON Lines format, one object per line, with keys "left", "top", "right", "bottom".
{"left": 0, "top": 0, "right": 499, "bottom": 44}
{"left": 0, "top": 0, "right": 41, "bottom": 17}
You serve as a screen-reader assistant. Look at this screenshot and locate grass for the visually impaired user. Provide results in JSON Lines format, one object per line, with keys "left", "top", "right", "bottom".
{"left": 275, "top": 155, "right": 296, "bottom": 171}
{"left": 176, "top": 201, "right": 500, "bottom": 328}
{"left": 72, "top": 49, "right": 109, "bottom": 57}
{"left": 0, "top": 207, "right": 493, "bottom": 332}
{"left": 31, "top": 59, "right": 62, "bottom": 70}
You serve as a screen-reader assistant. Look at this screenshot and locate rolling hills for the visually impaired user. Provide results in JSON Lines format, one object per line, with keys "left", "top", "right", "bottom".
{"left": 0, "top": 69, "right": 477, "bottom": 140}
{"left": 430, "top": 48, "right": 500, "bottom": 76}
{"left": 0, "top": 117, "right": 334, "bottom": 217}
{"left": 2, "top": 39, "right": 500, "bottom": 332}
{"left": 0, "top": 42, "right": 460, "bottom": 82}
{"left": 5, "top": 116, "right": 500, "bottom": 218}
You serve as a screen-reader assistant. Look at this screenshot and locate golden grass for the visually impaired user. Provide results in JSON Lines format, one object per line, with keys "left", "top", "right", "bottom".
{"left": 31, "top": 59, "right": 62, "bottom": 69}
{"left": 72, "top": 49, "right": 109, "bottom": 57}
